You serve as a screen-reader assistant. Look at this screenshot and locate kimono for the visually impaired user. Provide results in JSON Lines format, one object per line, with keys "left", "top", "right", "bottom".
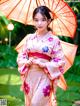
{"left": 17, "top": 31, "right": 65, "bottom": 106}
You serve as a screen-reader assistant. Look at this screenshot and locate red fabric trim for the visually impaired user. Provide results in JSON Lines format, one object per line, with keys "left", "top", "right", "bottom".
{"left": 28, "top": 52, "right": 51, "bottom": 61}
{"left": 20, "top": 74, "right": 24, "bottom": 76}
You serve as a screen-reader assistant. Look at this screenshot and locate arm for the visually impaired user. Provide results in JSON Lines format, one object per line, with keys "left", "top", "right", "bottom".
{"left": 17, "top": 35, "right": 32, "bottom": 75}
{"left": 45, "top": 37, "right": 65, "bottom": 80}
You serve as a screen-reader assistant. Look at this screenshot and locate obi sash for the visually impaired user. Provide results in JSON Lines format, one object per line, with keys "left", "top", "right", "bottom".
{"left": 28, "top": 52, "right": 51, "bottom": 61}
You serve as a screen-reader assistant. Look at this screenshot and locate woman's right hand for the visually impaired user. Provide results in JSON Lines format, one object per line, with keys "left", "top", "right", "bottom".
{"left": 25, "top": 58, "right": 33, "bottom": 66}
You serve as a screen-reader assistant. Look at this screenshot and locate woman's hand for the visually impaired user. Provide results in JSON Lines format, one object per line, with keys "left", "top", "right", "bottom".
{"left": 25, "top": 58, "right": 33, "bottom": 66}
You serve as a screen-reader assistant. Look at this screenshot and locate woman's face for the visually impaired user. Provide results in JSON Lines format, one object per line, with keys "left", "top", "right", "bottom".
{"left": 33, "top": 12, "right": 50, "bottom": 32}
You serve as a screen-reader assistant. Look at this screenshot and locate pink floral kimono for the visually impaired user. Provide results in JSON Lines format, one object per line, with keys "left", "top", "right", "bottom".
{"left": 17, "top": 31, "right": 65, "bottom": 106}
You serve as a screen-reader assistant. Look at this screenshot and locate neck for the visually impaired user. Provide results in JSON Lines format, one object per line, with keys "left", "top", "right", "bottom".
{"left": 36, "top": 30, "right": 48, "bottom": 36}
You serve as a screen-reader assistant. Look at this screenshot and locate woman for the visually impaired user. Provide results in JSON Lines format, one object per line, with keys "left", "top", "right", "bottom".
{"left": 17, "top": 6, "right": 65, "bottom": 106}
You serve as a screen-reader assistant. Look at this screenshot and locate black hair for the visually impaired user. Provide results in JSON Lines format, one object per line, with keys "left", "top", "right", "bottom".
{"left": 33, "top": 6, "right": 53, "bottom": 31}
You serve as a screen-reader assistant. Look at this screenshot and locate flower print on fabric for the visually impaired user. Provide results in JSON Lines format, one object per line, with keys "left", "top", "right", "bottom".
{"left": 51, "top": 50, "right": 56, "bottom": 55}
{"left": 43, "top": 85, "right": 52, "bottom": 97}
{"left": 42, "top": 46, "right": 49, "bottom": 52}
{"left": 23, "top": 81, "right": 30, "bottom": 94}
{"left": 52, "top": 57, "right": 61, "bottom": 62}
{"left": 59, "top": 66, "right": 64, "bottom": 73}
{"left": 58, "top": 40, "right": 60, "bottom": 45}
{"left": 22, "top": 53, "right": 26, "bottom": 58}
{"left": 48, "top": 37, "right": 53, "bottom": 42}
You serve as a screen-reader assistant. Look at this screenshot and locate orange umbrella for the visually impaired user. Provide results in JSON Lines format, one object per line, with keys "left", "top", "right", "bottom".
{"left": 0, "top": 0, "right": 77, "bottom": 38}
{"left": 0, "top": 0, "right": 77, "bottom": 90}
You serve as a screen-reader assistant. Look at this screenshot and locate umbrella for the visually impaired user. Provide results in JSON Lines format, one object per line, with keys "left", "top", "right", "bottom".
{"left": 0, "top": 0, "right": 77, "bottom": 38}
{"left": 0, "top": 0, "right": 78, "bottom": 90}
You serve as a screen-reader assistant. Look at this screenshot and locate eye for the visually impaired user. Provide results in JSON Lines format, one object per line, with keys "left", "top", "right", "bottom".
{"left": 34, "top": 18, "right": 47, "bottom": 22}
{"left": 42, "top": 18, "right": 47, "bottom": 21}
{"left": 34, "top": 19, "right": 38, "bottom": 22}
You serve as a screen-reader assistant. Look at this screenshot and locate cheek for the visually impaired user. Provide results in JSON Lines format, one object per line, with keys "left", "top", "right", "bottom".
{"left": 44, "top": 21, "right": 49, "bottom": 25}
{"left": 44, "top": 23, "right": 48, "bottom": 27}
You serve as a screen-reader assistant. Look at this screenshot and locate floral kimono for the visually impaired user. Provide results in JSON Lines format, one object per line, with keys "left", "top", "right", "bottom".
{"left": 17, "top": 31, "right": 65, "bottom": 106}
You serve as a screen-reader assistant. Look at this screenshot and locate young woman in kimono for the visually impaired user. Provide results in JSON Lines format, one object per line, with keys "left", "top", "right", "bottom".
{"left": 17, "top": 6, "right": 65, "bottom": 106}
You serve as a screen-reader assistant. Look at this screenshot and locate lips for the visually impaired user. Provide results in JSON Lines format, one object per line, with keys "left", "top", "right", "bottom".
{"left": 37, "top": 26, "right": 43, "bottom": 28}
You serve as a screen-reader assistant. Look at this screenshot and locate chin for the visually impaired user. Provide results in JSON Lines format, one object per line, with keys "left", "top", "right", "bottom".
{"left": 37, "top": 28, "right": 45, "bottom": 31}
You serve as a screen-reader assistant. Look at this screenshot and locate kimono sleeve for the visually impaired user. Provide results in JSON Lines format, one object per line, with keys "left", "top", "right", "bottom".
{"left": 17, "top": 35, "right": 30, "bottom": 75}
{"left": 45, "top": 37, "right": 65, "bottom": 80}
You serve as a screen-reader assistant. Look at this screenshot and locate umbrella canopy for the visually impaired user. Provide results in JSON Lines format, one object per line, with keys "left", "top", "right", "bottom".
{"left": 0, "top": 0, "right": 77, "bottom": 38}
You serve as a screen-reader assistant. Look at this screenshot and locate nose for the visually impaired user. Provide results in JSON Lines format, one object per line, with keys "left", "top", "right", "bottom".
{"left": 38, "top": 20, "right": 42, "bottom": 25}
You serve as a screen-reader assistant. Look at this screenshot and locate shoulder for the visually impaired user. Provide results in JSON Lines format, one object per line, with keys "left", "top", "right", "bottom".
{"left": 26, "top": 33, "right": 35, "bottom": 39}
{"left": 48, "top": 31, "right": 60, "bottom": 43}
{"left": 52, "top": 35, "right": 59, "bottom": 40}
{"left": 25, "top": 33, "right": 36, "bottom": 41}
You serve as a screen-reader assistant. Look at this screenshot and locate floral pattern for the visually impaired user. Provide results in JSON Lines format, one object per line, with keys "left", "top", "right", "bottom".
{"left": 23, "top": 81, "right": 30, "bottom": 94}
{"left": 53, "top": 57, "right": 61, "bottom": 62}
{"left": 43, "top": 85, "right": 52, "bottom": 97}
{"left": 17, "top": 31, "right": 65, "bottom": 106}
{"left": 48, "top": 37, "right": 53, "bottom": 42}
{"left": 51, "top": 49, "right": 56, "bottom": 54}
{"left": 42, "top": 46, "right": 49, "bottom": 52}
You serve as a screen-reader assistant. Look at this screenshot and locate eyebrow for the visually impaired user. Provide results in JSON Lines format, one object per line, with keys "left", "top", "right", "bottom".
{"left": 34, "top": 17, "right": 47, "bottom": 20}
